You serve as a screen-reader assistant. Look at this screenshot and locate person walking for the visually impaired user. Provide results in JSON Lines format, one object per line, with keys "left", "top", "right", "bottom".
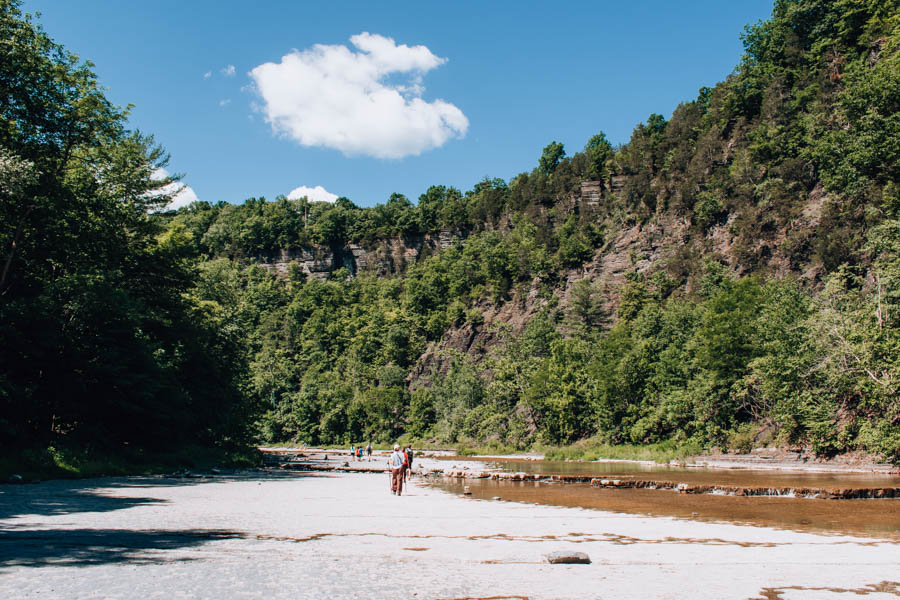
{"left": 389, "top": 444, "right": 405, "bottom": 495}
{"left": 404, "top": 444, "right": 414, "bottom": 481}
{"left": 366, "top": 441, "right": 372, "bottom": 462}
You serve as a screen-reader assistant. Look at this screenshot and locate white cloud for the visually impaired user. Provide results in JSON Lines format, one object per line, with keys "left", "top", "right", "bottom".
{"left": 152, "top": 168, "right": 200, "bottom": 210}
{"left": 203, "top": 71, "right": 212, "bottom": 79}
{"left": 221, "top": 64, "right": 236, "bottom": 77}
{"left": 249, "top": 32, "right": 468, "bottom": 159}
{"left": 287, "top": 185, "right": 338, "bottom": 203}
{"left": 168, "top": 185, "right": 199, "bottom": 209}
{"left": 219, "top": 99, "right": 231, "bottom": 107}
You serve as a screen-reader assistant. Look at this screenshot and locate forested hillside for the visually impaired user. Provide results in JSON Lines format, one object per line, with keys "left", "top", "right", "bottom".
{"left": 2, "top": 0, "right": 898, "bottom": 472}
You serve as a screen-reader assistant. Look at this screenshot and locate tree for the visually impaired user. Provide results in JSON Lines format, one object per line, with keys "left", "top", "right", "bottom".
{"left": 617, "top": 279, "right": 649, "bottom": 322}
{"left": 646, "top": 113, "right": 666, "bottom": 135}
{"left": 539, "top": 141, "right": 565, "bottom": 175}
{"left": 585, "top": 132, "right": 612, "bottom": 182}
{"left": 569, "top": 278, "right": 606, "bottom": 329}
{"left": 0, "top": 1, "right": 253, "bottom": 454}
{"left": 527, "top": 339, "right": 599, "bottom": 444}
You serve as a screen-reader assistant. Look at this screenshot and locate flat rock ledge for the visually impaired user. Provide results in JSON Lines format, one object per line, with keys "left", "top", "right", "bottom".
{"left": 418, "top": 469, "right": 900, "bottom": 500}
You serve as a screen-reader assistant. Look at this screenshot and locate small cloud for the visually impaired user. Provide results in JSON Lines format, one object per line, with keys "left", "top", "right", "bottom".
{"left": 221, "top": 64, "right": 236, "bottom": 77}
{"left": 152, "top": 168, "right": 200, "bottom": 210}
{"left": 203, "top": 71, "right": 212, "bottom": 79}
{"left": 287, "top": 184, "right": 338, "bottom": 203}
{"left": 219, "top": 99, "right": 231, "bottom": 107}
{"left": 249, "top": 32, "right": 468, "bottom": 159}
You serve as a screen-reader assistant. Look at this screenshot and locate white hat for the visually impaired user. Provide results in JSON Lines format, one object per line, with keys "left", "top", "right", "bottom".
{"left": 393, "top": 444, "right": 400, "bottom": 450}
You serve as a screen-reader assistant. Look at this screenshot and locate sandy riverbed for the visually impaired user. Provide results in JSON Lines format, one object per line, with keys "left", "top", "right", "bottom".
{"left": 1, "top": 468, "right": 897, "bottom": 600}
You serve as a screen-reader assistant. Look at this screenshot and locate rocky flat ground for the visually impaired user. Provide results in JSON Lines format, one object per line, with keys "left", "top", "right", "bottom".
{"left": 0, "top": 467, "right": 897, "bottom": 600}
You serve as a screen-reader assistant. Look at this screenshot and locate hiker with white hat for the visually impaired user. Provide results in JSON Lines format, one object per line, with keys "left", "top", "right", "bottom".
{"left": 389, "top": 444, "right": 406, "bottom": 495}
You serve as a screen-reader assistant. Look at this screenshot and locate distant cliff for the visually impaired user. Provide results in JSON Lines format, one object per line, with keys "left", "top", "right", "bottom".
{"left": 254, "top": 229, "right": 460, "bottom": 279}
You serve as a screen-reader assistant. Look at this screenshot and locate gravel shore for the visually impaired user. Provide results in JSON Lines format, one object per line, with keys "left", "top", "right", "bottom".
{"left": 1, "top": 468, "right": 897, "bottom": 599}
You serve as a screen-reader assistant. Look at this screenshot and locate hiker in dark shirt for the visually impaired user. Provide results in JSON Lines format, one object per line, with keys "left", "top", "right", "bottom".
{"left": 404, "top": 445, "right": 414, "bottom": 481}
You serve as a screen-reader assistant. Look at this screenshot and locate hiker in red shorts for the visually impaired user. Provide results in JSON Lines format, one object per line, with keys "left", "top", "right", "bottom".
{"left": 404, "top": 444, "right": 414, "bottom": 481}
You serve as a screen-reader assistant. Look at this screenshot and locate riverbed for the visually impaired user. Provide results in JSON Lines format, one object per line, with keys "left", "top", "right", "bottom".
{"left": 423, "top": 455, "right": 900, "bottom": 539}
{"left": 1, "top": 466, "right": 897, "bottom": 599}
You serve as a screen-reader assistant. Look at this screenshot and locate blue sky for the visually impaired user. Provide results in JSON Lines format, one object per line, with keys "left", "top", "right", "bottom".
{"left": 25, "top": 1, "right": 774, "bottom": 208}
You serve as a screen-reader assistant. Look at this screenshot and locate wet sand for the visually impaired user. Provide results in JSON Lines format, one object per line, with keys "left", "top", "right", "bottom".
{"left": 1, "top": 468, "right": 897, "bottom": 600}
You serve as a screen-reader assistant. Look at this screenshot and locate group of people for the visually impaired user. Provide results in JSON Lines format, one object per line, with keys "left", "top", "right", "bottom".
{"left": 349, "top": 442, "right": 373, "bottom": 461}
{"left": 389, "top": 443, "right": 414, "bottom": 496}
{"left": 346, "top": 442, "right": 413, "bottom": 495}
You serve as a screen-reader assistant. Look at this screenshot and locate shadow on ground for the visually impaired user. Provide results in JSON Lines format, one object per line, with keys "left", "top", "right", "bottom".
{"left": 101, "top": 469, "right": 330, "bottom": 488}
{"left": 0, "top": 470, "right": 336, "bottom": 570}
{"left": 0, "top": 488, "right": 167, "bottom": 521}
{"left": 0, "top": 469, "right": 327, "bottom": 520}
{"left": 0, "top": 528, "right": 246, "bottom": 568}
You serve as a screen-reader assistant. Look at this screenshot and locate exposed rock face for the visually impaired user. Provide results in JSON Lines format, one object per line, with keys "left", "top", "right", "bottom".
{"left": 570, "top": 171, "right": 828, "bottom": 320}
{"left": 408, "top": 277, "right": 549, "bottom": 384}
{"left": 580, "top": 180, "right": 604, "bottom": 209}
{"left": 255, "top": 230, "right": 463, "bottom": 280}
{"left": 257, "top": 248, "right": 334, "bottom": 280}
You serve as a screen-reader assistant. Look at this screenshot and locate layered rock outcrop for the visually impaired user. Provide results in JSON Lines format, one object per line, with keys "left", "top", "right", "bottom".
{"left": 256, "top": 230, "right": 462, "bottom": 280}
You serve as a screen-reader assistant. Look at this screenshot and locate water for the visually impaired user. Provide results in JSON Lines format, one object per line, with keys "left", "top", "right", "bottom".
{"left": 434, "top": 455, "right": 899, "bottom": 488}
{"left": 426, "top": 457, "right": 900, "bottom": 539}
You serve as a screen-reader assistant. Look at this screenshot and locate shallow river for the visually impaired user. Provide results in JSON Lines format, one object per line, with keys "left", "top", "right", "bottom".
{"left": 426, "top": 457, "right": 900, "bottom": 540}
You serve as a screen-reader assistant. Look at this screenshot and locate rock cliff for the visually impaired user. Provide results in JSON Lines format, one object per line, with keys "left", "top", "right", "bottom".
{"left": 256, "top": 231, "right": 460, "bottom": 280}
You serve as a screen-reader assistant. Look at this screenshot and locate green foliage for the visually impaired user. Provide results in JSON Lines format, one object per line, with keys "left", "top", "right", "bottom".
{"left": 454, "top": 442, "right": 524, "bottom": 456}
{"left": 693, "top": 191, "right": 726, "bottom": 230}
{"left": 0, "top": 1, "right": 253, "bottom": 458}
{"left": 617, "top": 278, "right": 649, "bottom": 321}
{"left": 568, "top": 278, "right": 606, "bottom": 329}
{"left": 542, "top": 437, "right": 703, "bottom": 463}
{"left": 539, "top": 141, "right": 566, "bottom": 175}
{"left": 585, "top": 132, "right": 612, "bottom": 181}
{"left": 555, "top": 215, "right": 595, "bottom": 268}
{"left": 527, "top": 338, "right": 600, "bottom": 444}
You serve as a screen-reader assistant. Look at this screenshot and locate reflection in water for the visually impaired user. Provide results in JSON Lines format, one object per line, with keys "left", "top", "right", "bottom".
{"left": 425, "top": 464, "right": 900, "bottom": 540}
